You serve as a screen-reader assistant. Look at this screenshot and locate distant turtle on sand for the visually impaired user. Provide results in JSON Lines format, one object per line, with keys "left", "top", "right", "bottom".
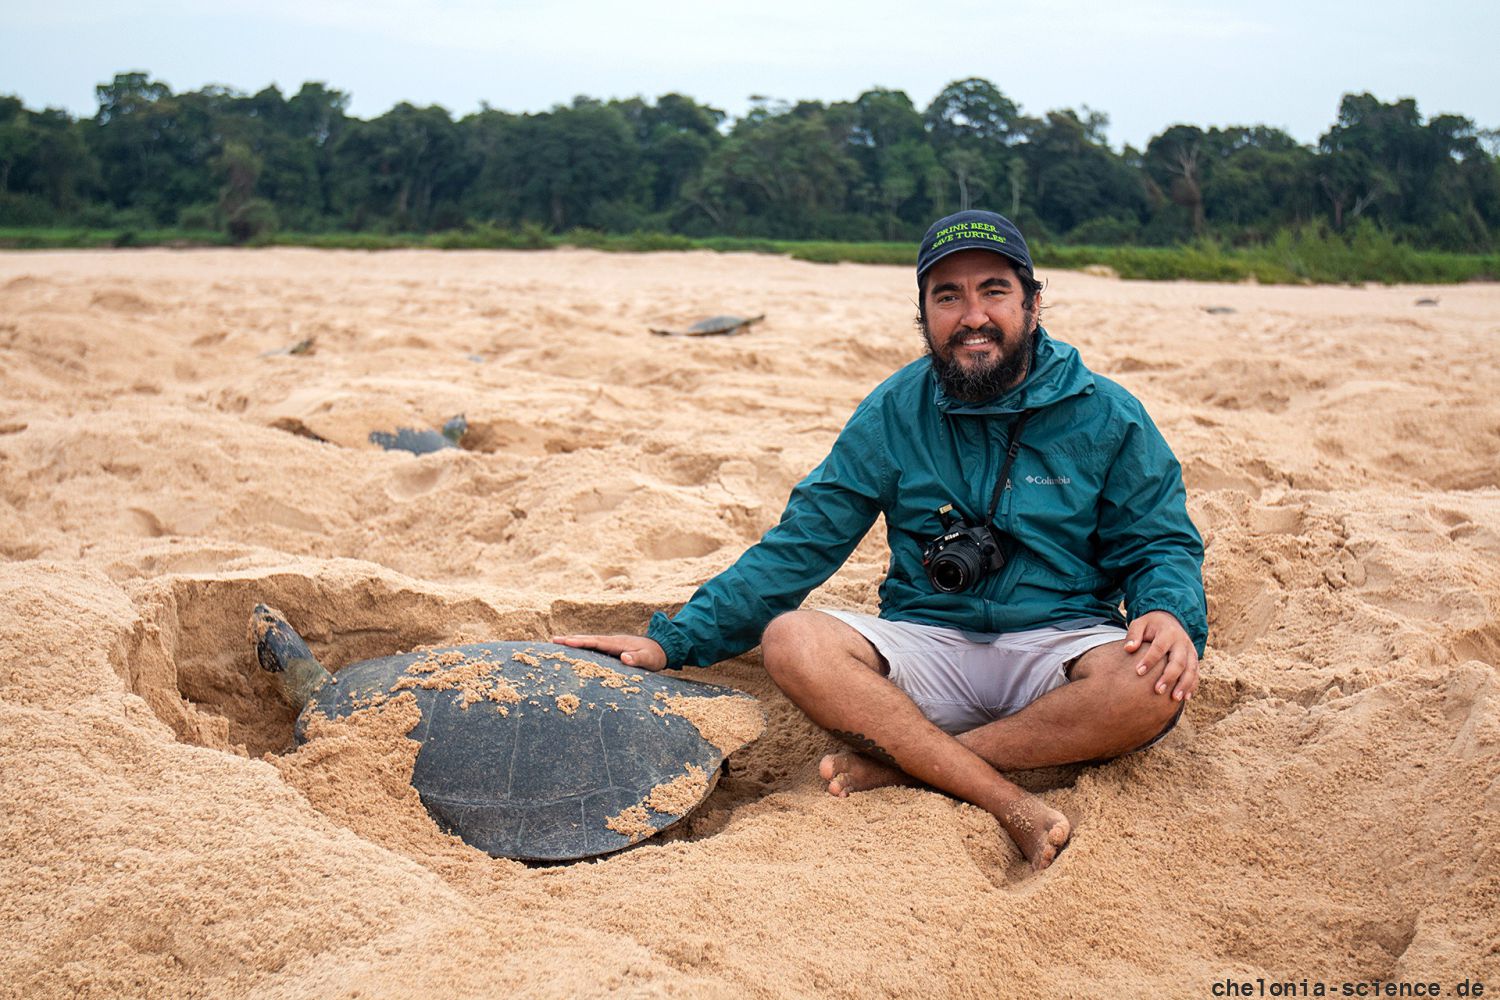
{"left": 250, "top": 604, "right": 764, "bottom": 861}
{"left": 649, "top": 314, "right": 765, "bottom": 337}
{"left": 369, "top": 414, "right": 468, "bottom": 455}
{"left": 258, "top": 336, "right": 316, "bottom": 357}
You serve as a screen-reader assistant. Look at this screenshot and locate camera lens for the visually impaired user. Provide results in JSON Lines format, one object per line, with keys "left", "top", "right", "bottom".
{"left": 929, "top": 550, "right": 977, "bottom": 593}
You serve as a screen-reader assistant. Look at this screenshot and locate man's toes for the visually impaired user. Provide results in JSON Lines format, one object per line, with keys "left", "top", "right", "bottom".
{"left": 1032, "top": 817, "right": 1072, "bottom": 870}
{"left": 819, "top": 754, "right": 854, "bottom": 796}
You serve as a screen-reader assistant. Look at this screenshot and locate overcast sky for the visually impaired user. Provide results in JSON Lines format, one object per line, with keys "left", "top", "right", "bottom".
{"left": 4, "top": 0, "right": 1498, "bottom": 151}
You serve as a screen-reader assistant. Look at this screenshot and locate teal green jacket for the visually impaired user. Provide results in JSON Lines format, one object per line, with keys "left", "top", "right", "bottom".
{"left": 647, "top": 328, "right": 1207, "bottom": 668}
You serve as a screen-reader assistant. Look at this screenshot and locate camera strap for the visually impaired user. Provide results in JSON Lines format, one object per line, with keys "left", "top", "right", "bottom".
{"left": 984, "top": 410, "right": 1033, "bottom": 526}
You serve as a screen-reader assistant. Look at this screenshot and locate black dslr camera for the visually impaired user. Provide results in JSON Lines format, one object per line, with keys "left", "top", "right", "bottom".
{"left": 921, "top": 504, "right": 1005, "bottom": 593}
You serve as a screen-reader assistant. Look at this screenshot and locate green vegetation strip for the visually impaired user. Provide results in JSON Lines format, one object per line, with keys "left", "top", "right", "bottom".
{"left": 2, "top": 226, "right": 1495, "bottom": 285}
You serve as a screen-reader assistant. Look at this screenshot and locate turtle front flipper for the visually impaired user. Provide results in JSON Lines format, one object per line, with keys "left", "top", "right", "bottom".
{"left": 249, "top": 604, "right": 332, "bottom": 711}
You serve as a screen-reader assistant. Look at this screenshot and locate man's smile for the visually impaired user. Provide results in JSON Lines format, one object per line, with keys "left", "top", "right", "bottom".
{"left": 946, "top": 326, "right": 1007, "bottom": 363}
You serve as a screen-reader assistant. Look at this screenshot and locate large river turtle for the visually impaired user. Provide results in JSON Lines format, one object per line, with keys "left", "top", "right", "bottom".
{"left": 250, "top": 604, "right": 764, "bottom": 861}
{"left": 649, "top": 314, "right": 765, "bottom": 337}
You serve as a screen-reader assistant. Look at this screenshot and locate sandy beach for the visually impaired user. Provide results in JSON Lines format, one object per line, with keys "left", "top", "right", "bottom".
{"left": 1, "top": 247, "right": 1496, "bottom": 998}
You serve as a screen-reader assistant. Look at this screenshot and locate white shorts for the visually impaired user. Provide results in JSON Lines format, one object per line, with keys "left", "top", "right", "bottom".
{"left": 820, "top": 610, "right": 1127, "bottom": 735}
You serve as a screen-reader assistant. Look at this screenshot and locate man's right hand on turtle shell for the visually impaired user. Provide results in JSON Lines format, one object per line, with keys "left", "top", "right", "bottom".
{"left": 550, "top": 633, "right": 667, "bottom": 671}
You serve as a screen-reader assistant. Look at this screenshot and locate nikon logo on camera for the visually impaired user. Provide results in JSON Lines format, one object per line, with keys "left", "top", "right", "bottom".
{"left": 1024, "top": 474, "right": 1072, "bottom": 486}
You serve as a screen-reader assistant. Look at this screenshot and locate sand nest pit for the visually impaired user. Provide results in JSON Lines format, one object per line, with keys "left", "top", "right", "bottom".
{"left": 116, "top": 562, "right": 547, "bottom": 756}
{"left": 276, "top": 635, "right": 766, "bottom": 862}
{"left": 4, "top": 249, "right": 1500, "bottom": 997}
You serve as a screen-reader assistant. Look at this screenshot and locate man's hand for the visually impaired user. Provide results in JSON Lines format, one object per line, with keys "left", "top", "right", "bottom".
{"left": 550, "top": 633, "right": 668, "bottom": 672}
{"left": 1124, "top": 610, "right": 1199, "bottom": 701}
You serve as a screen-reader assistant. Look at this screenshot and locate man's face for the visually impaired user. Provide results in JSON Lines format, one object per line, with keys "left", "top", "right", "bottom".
{"left": 920, "top": 249, "right": 1040, "bottom": 402}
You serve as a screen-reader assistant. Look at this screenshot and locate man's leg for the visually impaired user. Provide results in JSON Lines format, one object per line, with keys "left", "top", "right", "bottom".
{"left": 956, "top": 640, "right": 1183, "bottom": 770}
{"left": 825, "top": 638, "right": 1184, "bottom": 793}
{"left": 760, "top": 610, "right": 1070, "bottom": 871}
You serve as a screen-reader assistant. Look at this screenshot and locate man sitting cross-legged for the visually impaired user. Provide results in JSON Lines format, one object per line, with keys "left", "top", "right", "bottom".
{"left": 557, "top": 209, "right": 1207, "bottom": 871}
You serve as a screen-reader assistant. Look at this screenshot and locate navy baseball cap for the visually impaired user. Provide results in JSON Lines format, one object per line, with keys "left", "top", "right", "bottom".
{"left": 916, "top": 210, "right": 1033, "bottom": 282}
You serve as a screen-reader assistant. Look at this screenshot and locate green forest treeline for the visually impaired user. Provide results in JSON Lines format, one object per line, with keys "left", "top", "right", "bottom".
{"left": 2, "top": 72, "right": 1499, "bottom": 279}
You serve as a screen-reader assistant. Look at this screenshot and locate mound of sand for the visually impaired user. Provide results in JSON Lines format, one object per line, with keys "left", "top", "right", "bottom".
{"left": 1, "top": 249, "right": 1496, "bottom": 997}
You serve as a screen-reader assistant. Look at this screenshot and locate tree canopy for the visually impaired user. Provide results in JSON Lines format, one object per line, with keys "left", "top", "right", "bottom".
{"left": 2, "top": 73, "right": 1496, "bottom": 252}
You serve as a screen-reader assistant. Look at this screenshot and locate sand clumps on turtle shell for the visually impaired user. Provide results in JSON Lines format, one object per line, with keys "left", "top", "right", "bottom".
{"left": 660, "top": 694, "right": 766, "bottom": 754}
{"left": 390, "top": 648, "right": 522, "bottom": 710}
{"left": 604, "top": 763, "right": 711, "bottom": 843}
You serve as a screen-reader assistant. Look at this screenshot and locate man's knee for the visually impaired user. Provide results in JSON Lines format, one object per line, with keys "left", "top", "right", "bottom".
{"left": 1072, "top": 640, "right": 1182, "bottom": 731}
{"left": 761, "top": 611, "right": 880, "bottom": 682}
{"left": 761, "top": 611, "right": 817, "bottom": 679}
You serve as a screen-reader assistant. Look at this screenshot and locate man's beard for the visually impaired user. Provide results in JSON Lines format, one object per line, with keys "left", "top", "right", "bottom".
{"left": 922, "top": 320, "right": 1035, "bottom": 403}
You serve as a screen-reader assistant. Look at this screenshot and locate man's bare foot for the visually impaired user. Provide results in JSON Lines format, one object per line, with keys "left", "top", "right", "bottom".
{"left": 999, "top": 795, "right": 1072, "bottom": 871}
{"left": 818, "top": 752, "right": 913, "bottom": 797}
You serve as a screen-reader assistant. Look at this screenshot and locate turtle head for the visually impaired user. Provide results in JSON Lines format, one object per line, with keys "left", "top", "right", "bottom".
{"left": 249, "top": 604, "right": 332, "bottom": 710}
{"left": 441, "top": 414, "right": 467, "bottom": 446}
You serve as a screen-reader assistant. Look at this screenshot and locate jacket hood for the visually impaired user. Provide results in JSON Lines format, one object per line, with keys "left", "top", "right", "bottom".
{"left": 932, "top": 326, "right": 1094, "bottom": 416}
